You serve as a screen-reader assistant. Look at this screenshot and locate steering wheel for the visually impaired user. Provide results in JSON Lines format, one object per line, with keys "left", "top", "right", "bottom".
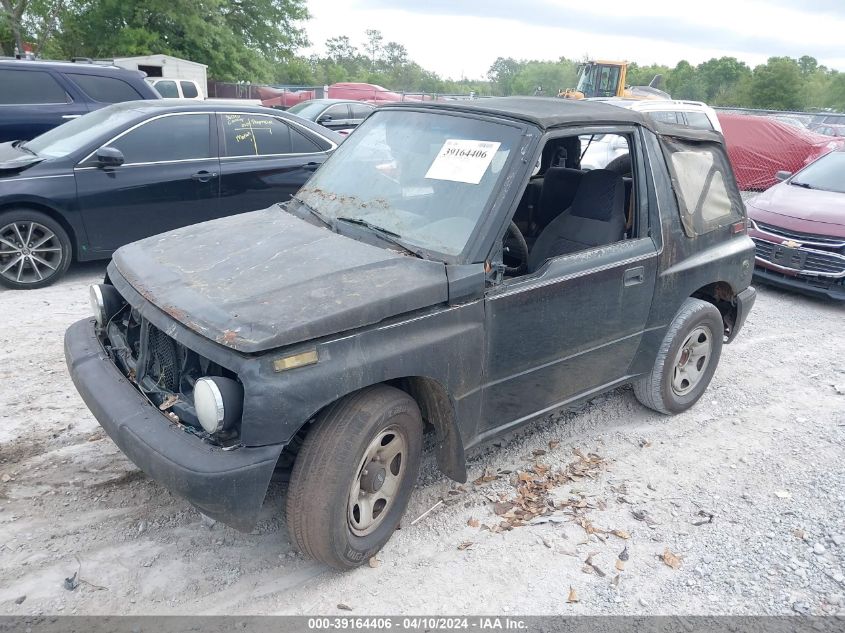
{"left": 502, "top": 221, "right": 529, "bottom": 276}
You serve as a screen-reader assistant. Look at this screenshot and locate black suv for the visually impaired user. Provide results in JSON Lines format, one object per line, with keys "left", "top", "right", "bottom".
{"left": 0, "top": 59, "right": 160, "bottom": 142}
{"left": 65, "top": 97, "right": 757, "bottom": 570}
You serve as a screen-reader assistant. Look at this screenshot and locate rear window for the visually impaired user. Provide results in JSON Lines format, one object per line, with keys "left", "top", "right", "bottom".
{"left": 0, "top": 69, "right": 69, "bottom": 104}
{"left": 350, "top": 103, "right": 374, "bottom": 119}
{"left": 180, "top": 81, "right": 199, "bottom": 98}
{"left": 290, "top": 126, "right": 323, "bottom": 153}
{"left": 153, "top": 80, "right": 179, "bottom": 98}
{"left": 221, "top": 114, "right": 293, "bottom": 156}
{"left": 685, "top": 111, "right": 714, "bottom": 131}
{"left": 647, "top": 110, "right": 682, "bottom": 125}
{"left": 662, "top": 138, "right": 742, "bottom": 236}
{"left": 67, "top": 74, "right": 142, "bottom": 103}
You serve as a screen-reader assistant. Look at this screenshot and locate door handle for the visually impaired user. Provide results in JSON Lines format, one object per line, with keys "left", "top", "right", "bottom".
{"left": 623, "top": 266, "right": 645, "bottom": 286}
{"left": 191, "top": 170, "right": 218, "bottom": 182}
{"left": 303, "top": 162, "right": 320, "bottom": 171}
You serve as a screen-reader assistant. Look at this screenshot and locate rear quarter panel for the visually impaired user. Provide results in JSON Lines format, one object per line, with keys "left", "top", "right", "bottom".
{"left": 631, "top": 130, "right": 754, "bottom": 371}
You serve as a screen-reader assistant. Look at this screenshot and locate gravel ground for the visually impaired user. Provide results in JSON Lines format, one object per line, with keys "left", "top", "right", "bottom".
{"left": 0, "top": 261, "right": 843, "bottom": 616}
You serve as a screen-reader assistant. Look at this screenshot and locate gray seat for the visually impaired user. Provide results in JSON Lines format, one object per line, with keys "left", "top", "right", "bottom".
{"left": 528, "top": 169, "right": 627, "bottom": 272}
{"left": 534, "top": 167, "right": 584, "bottom": 232}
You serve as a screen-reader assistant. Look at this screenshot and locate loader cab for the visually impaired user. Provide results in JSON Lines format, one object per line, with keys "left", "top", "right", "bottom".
{"left": 574, "top": 62, "right": 626, "bottom": 99}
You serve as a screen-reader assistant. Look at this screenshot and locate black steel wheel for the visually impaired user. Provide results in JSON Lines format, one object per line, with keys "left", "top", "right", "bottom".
{"left": 286, "top": 385, "right": 423, "bottom": 569}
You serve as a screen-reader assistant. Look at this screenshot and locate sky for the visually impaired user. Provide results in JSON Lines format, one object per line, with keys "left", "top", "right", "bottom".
{"left": 304, "top": 0, "right": 845, "bottom": 80}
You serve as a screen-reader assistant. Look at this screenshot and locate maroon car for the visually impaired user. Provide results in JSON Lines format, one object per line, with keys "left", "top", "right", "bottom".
{"left": 747, "top": 150, "right": 845, "bottom": 300}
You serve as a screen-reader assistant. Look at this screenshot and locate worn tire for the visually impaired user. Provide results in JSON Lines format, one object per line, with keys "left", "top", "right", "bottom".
{"left": 634, "top": 298, "right": 724, "bottom": 415}
{"left": 0, "top": 209, "right": 72, "bottom": 290}
{"left": 286, "top": 385, "right": 423, "bottom": 569}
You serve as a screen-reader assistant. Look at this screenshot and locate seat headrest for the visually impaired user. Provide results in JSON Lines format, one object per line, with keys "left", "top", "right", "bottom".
{"left": 570, "top": 169, "right": 626, "bottom": 222}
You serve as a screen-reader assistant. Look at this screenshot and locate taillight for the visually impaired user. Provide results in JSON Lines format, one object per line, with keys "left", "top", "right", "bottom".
{"left": 732, "top": 220, "right": 747, "bottom": 234}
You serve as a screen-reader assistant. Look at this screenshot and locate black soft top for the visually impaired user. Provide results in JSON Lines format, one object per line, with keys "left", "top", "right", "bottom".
{"left": 384, "top": 96, "right": 726, "bottom": 143}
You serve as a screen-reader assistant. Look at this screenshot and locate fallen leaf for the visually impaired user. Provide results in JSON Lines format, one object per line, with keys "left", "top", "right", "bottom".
{"left": 0, "top": 473, "right": 10, "bottom": 483}
{"left": 584, "top": 553, "right": 606, "bottom": 577}
{"left": 473, "top": 466, "right": 499, "bottom": 485}
{"left": 532, "top": 449, "right": 547, "bottom": 457}
{"left": 368, "top": 557, "right": 380, "bottom": 568}
{"left": 158, "top": 394, "right": 179, "bottom": 411}
{"left": 567, "top": 586, "right": 579, "bottom": 603}
{"left": 549, "top": 440, "right": 560, "bottom": 449}
{"left": 792, "top": 528, "right": 806, "bottom": 541}
{"left": 337, "top": 604, "right": 352, "bottom": 611}
{"left": 457, "top": 541, "right": 473, "bottom": 550}
{"left": 493, "top": 502, "right": 514, "bottom": 516}
{"left": 660, "top": 548, "right": 682, "bottom": 570}
{"left": 610, "top": 529, "right": 630, "bottom": 540}
{"left": 467, "top": 517, "right": 480, "bottom": 528}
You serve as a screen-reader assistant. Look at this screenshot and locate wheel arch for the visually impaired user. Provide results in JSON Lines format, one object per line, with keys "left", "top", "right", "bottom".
{"left": 290, "top": 375, "right": 468, "bottom": 484}
{"left": 0, "top": 201, "right": 80, "bottom": 261}
{"left": 691, "top": 281, "right": 738, "bottom": 338}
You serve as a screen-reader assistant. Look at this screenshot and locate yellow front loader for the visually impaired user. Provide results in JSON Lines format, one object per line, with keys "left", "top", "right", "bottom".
{"left": 561, "top": 60, "right": 669, "bottom": 100}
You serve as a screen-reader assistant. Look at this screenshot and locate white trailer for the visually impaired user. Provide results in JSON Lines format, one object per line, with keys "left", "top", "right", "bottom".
{"left": 111, "top": 54, "right": 208, "bottom": 98}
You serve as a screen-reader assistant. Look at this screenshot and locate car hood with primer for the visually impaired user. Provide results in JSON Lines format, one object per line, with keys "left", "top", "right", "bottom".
{"left": 110, "top": 206, "right": 449, "bottom": 353}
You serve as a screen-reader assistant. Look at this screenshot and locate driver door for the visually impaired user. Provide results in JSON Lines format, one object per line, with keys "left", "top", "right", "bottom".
{"left": 477, "top": 129, "right": 658, "bottom": 434}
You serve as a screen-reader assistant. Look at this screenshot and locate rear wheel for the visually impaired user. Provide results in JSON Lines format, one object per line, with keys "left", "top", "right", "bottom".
{"left": 634, "top": 298, "right": 724, "bottom": 414}
{"left": 286, "top": 385, "right": 423, "bottom": 569}
{"left": 0, "top": 209, "right": 72, "bottom": 289}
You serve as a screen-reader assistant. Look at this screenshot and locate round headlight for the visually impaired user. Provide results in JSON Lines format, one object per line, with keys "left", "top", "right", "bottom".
{"left": 89, "top": 284, "right": 125, "bottom": 327}
{"left": 194, "top": 377, "right": 243, "bottom": 434}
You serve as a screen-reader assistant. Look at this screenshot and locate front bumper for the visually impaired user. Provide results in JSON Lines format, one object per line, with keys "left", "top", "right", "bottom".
{"left": 753, "top": 266, "right": 845, "bottom": 301}
{"left": 64, "top": 318, "right": 283, "bottom": 532}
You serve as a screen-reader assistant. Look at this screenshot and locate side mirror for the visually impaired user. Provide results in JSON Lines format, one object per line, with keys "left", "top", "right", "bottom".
{"left": 775, "top": 170, "right": 792, "bottom": 182}
{"left": 95, "top": 146, "right": 124, "bottom": 168}
{"left": 317, "top": 115, "right": 332, "bottom": 124}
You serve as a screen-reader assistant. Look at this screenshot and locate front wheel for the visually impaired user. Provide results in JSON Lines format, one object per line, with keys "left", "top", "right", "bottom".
{"left": 0, "top": 209, "right": 72, "bottom": 289}
{"left": 634, "top": 298, "right": 724, "bottom": 414}
{"left": 286, "top": 385, "right": 423, "bottom": 569}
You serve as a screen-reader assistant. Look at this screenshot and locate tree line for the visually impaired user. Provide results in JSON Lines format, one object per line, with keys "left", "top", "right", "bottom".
{"left": 2, "top": 0, "right": 843, "bottom": 112}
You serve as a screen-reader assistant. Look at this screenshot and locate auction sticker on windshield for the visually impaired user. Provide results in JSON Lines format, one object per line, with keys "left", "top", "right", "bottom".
{"left": 425, "top": 139, "right": 501, "bottom": 184}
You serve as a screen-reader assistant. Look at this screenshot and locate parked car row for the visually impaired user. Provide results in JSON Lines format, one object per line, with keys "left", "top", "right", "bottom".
{"left": 0, "top": 100, "right": 341, "bottom": 288}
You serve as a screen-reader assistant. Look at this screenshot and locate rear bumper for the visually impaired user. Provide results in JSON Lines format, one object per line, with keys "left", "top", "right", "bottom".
{"left": 726, "top": 286, "right": 756, "bottom": 343}
{"left": 753, "top": 267, "right": 845, "bottom": 302}
{"left": 64, "top": 318, "right": 283, "bottom": 532}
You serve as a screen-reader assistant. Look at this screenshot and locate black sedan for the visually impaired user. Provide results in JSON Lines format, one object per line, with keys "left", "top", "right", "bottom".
{"left": 0, "top": 100, "right": 341, "bottom": 289}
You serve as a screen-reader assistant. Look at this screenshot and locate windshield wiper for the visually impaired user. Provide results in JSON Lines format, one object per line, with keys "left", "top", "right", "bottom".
{"left": 290, "top": 195, "right": 334, "bottom": 229}
{"left": 12, "top": 141, "right": 36, "bottom": 156}
{"left": 336, "top": 216, "right": 423, "bottom": 258}
{"left": 790, "top": 181, "right": 813, "bottom": 189}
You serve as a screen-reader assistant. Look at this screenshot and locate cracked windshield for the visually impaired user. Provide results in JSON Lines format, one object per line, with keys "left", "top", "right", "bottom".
{"left": 296, "top": 109, "right": 522, "bottom": 256}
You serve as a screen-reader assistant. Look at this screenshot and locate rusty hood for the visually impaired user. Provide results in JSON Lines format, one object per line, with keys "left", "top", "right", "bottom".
{"left": 110, "top": 206, "right": 449, "bottom": 353}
